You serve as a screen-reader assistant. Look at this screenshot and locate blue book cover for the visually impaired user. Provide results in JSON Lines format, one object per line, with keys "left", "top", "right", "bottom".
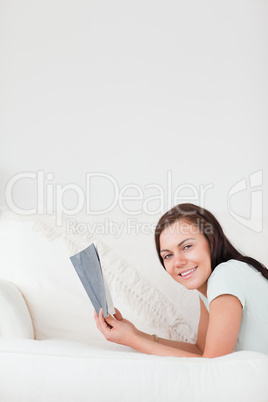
{"left": 70, "top": 243, "right": 114, "bottom": 318}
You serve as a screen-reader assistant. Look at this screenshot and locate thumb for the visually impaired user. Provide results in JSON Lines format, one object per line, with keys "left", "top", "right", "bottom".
{"left": 113, "top": 307, "right": 123, "bottom": 321}
{"left": 104, "top": 314, "right": 117, "bottom": 327}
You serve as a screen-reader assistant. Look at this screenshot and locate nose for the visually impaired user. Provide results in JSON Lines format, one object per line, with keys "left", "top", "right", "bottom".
{"left": 174, "top": 254, "right": 187, "bottom": 269}
{"left": 164, "top": 252, "right": 187, "bottom": 275}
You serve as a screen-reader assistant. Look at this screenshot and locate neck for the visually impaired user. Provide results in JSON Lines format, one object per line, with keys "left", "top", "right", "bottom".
{"left": 197, "top": 282, "right": 207, "bottom": 298}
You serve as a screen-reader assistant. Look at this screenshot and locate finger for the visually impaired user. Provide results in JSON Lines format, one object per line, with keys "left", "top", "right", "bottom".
{"left": 94, "top": 310, "right": 99, "bottom": 323}
{"left": 113, "top": 308, "right": 123, "bottom": 321}
{"left": 97, "top": 308, "right": 106, "bottom": 331}
{"left": 104, "top": 314, "right": 117, "bottom": 328}
{"left": 94, "top": 310, "right": 102, "bottom": 332}
{"left": 98, "top": 308, "right": 112, "bottom": 331}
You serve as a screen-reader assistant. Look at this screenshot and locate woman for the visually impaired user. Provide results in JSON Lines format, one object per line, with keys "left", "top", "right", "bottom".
{"left": 94, "top": 203, "right": 268, "bottom": 357}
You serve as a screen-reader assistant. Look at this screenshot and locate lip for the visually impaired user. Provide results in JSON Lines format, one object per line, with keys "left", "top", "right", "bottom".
{"left": 179, "top": 266, "right": 198, "bottom": 278}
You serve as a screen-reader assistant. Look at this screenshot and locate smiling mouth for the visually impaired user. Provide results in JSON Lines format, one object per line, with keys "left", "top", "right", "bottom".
{"left": 180, "top": 267, "right": 197, "bottom": 277}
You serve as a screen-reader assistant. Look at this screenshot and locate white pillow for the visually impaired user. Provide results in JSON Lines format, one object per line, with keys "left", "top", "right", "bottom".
{"left": 0, "top": 217, "right": 101, "bottom": 342}
{"left": 0, "top": 213, "right": 197, "bottom": 342}
{"left": 0, "top": 279, "right": 34, "bottom": 339}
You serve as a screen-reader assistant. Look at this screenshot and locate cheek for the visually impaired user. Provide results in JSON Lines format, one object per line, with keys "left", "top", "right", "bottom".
{"left": 203, "top": 252, "right": 212, "bottom": 272}
{"left": 163, "top": 260, "right": 172, "bottom": 274}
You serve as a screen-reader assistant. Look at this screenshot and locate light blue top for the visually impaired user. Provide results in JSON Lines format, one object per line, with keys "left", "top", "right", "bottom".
{"left": 199, "top": 259, "right": 268, "bottom": 354}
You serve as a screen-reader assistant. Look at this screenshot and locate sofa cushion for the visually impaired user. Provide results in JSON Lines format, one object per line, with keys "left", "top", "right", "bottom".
{"left": 0, "top": 279, "right": 34, "bottom": 339}
{"left": 0, "top": 338, "right": 267, "bottom": 402}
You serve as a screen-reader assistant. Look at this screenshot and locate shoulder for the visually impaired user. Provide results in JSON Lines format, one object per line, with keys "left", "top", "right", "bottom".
{"left": 210, "top": 259, "right": 249, "bottom": 276}
{"left": 207, "top": 260, "right": 248, "bottom": 308}
{"left": 209, "top": 259, "right": 250, "bottom": 284}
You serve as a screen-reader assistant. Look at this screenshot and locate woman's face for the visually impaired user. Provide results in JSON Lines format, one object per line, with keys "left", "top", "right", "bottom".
{"left": 159, "top": 219, "right": 212, "bottom": 296}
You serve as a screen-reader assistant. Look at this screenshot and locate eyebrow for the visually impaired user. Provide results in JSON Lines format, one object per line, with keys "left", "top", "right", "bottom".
{"left": 160, "top": 238, "right": 196, "bottom": 254}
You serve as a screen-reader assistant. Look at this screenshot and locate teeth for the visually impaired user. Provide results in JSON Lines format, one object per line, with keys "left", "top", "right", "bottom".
{"left": 180, "top": 267, "right": 196, "bottom": 277}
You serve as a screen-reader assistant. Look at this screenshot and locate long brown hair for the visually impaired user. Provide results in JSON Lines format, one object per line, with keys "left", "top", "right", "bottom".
{"left": 155, "top": 203, "right": 268, "bottom": 280}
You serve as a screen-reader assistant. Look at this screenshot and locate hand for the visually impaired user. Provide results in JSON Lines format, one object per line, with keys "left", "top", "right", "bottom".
{"left": 94, "top": 307, "right": 139, "bottom": 347}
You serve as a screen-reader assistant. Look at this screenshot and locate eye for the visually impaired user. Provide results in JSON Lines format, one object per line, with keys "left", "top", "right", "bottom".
{"left": 183, "top": 244, "right": 192, "bottom": 251}
{"left": 163, "top": 253, "right": 172, "bottom": 260}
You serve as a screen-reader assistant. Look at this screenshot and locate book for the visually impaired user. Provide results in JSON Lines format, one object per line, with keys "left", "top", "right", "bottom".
{"left": 70, "top": 243, "right": 115, "bottom": 318}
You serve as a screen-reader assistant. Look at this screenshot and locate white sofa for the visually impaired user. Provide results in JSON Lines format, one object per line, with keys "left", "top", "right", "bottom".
{"left": 0, "top": 211, "right": 267, "bottom": 402}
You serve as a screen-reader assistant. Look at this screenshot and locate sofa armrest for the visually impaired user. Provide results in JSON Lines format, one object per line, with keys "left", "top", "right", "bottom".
{"left": 0, "top": 279, "right": 34, "bottom": 339}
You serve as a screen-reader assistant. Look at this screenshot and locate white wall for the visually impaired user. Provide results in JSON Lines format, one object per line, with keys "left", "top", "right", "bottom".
{"left": 1, "top": 0, "right": 267, "bottom": 230}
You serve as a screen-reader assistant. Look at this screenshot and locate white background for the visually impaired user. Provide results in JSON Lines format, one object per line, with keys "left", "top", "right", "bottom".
{"left": 1, "top": 0, "right": 267, "bottom": 237}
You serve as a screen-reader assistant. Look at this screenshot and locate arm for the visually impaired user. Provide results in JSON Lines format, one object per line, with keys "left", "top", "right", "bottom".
{"left": 94, "top": 299, "right": 208, "bottom": 357}
{"left": 136, "top": 297, "right": 208, "bottom": 355}
{"left": 136, "top": 331, "right": 202, "bottom": 355}
{"left": 96, "top": 308, "right": 203, "bottom": 357}
{"left": 202, "top": 294, "right": 242, "bottom": 358}
{"left": 135, "top": 295, "right": 242, "bottom": 358}
{"left": 95, "top": 294, "right": 242, "bottom": 358}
